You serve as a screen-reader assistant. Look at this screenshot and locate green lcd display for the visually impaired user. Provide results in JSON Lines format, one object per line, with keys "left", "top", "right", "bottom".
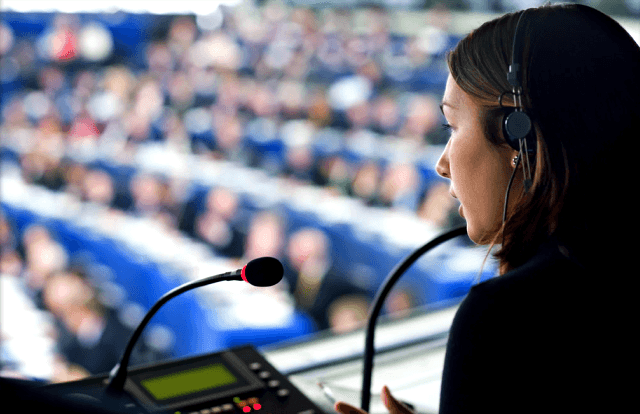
{"left": 140, "top": 364, "right": 238, "bottom": 401}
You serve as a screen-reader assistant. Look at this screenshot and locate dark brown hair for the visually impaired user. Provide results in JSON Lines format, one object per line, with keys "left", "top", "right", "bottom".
{"left": 447, "top": 3, "right": 640, "bottom": 273}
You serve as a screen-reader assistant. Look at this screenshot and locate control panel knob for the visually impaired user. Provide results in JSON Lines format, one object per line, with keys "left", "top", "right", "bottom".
{"left": 276, "top": 389, "right": 290, "bottom": 399}
{"left": 267, "top": 380, "right": 280, "bottom": 388}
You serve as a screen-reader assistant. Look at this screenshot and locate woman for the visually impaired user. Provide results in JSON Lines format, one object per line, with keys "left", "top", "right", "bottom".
{"left": 335, "top": 3, "right": 639, "bottom": 413}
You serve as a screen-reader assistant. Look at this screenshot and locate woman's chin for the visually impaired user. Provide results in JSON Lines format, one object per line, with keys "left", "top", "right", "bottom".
{"left": 466, "top": 225, "right": 500, "bottom": 246}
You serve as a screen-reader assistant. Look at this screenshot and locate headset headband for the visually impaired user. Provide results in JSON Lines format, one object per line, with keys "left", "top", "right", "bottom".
{"left": 508, "top": 11, "right": 528, "bottom": 92}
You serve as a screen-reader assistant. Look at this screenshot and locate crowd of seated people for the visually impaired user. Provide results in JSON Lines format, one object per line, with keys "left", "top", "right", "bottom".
{"left": 0, "top": 212, "right": 173, "bottom": 381}
{"left": 0, "top": 3, "right": 498, "bottom": 382}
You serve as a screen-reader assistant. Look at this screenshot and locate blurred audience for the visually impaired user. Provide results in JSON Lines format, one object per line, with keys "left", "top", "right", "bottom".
{"left": 195, "top": 186, "right": 245, "bottom": 258}
{"left": 384, "top": 286, "right": 417, "bottom": 320}
{"left": 20, "top": 225, "right": 69, "bottom": 310}
{"left": 327, "top": 294, "right": 370, "bottom": 334}
{"left": 243, "top": 210, "right": 287, "bottom": 262}
{"left": 82, "top": 167, "right": 115, "bottom": 206}
{"left": 418, "top": 181, "right": 460, "bottom": 228}
{"left": 378, "top": 162, "right": 421, "bottom": 211}
{"left": 0, "top": 214, "right": 168, "bottom": 380}
{"left": 283, "top": 227, "right": 369, "bottom": 331}
{"left": 42, "top": 267, "right": 163, "bottom": 376}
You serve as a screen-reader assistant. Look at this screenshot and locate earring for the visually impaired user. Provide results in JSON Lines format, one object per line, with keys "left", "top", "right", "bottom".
{"left": 512, "top": 155, "right": 519, "bottom": 166}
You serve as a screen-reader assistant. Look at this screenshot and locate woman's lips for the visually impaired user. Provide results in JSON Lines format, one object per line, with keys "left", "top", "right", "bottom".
{"left": 450, "top": 190, "right": 464, "bottom": 218}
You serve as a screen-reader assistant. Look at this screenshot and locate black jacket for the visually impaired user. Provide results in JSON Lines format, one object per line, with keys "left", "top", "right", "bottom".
{"left": 439, "top": 239, "right": 632, "bottom": 413}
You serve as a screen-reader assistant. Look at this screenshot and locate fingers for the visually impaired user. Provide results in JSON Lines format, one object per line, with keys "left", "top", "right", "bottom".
{"left": 333, "top": 387, "right": 415, "bottom": 414}
{"left": 381, "top": 385, "right": 414, "bottom": 414}
{"left": 334, "top": 401, "right": 368, "bottom": 414}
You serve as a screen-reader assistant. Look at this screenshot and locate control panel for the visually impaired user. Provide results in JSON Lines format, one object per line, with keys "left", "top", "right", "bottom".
{"left": 44, "top": 345, "right": 326, "bottom": 414}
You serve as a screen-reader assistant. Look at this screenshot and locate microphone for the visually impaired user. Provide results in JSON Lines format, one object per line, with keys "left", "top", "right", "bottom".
{"left": 360, "top": 226, "right": 467, "bottom": 412}
{"left": 106, "top": 257, "right": 283, "bottom": 395}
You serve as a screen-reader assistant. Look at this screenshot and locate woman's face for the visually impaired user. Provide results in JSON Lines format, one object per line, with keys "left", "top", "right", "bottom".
{"left": 436, "top": 75, "right": 519, "bottom": 244}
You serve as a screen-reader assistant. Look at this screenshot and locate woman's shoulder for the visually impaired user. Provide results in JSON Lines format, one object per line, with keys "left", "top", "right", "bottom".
{"left": 442, "top": 238, "right": 633, "bottom": 411}
{"left": 472, "top": 240, "right": 580, "bottom": 297}
{"left": 453, "top": 239, "right": 598, "bottom": 332}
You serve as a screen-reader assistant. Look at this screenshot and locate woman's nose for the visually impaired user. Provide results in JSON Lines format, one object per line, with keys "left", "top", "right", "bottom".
{"left": 436, "top": 143, "right": 450, "bottom": 179}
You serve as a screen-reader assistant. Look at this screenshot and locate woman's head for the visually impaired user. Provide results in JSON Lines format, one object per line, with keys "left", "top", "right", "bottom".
{"left": 437, "top": 75, "right": 519, "bottom": 245}
{"left": 436, "top": 4, "right": 640, "bottom": 272}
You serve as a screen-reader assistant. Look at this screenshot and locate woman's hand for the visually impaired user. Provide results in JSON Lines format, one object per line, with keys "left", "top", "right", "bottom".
{"left": 334, "top": 385, "right": 414, "bottom": 414}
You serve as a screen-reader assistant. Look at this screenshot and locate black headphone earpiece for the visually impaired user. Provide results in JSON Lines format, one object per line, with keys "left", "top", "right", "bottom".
{"left": 504, "top": 111, "right": 532, "bottom": 149}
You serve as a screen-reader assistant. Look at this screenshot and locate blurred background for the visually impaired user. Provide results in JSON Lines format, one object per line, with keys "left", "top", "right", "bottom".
{"left": 1, "top": 0, "right": 638, "bottom": 384}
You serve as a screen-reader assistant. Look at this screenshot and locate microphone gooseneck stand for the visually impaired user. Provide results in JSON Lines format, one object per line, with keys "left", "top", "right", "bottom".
{"left": 106, "top": 257, "right": 284, "bottom": 395}
{"left": 106, "top": 271, "right": 244, "bottom": 394}
{"left": 360, "top": 225, "right": 468, "bottom": 412}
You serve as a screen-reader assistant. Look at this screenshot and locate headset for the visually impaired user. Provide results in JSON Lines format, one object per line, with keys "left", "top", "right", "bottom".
{"left": 502, "top": 10, "right": 535, "bottom": 223}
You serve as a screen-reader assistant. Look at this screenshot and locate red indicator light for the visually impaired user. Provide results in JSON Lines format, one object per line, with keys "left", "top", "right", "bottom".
{"left": 253, "top": 404, "right": 262, "bottom": 410}
{"left": 243, "top": 406, "right": 251, "bottom": 413}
